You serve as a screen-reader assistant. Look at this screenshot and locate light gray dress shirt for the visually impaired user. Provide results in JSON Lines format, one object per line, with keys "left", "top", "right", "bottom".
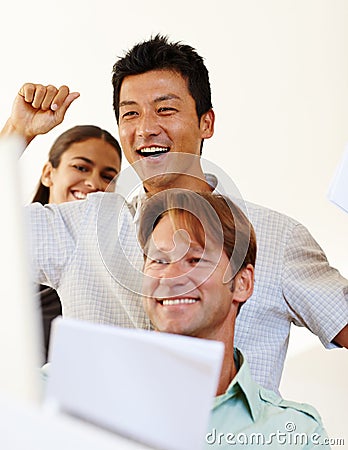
{"left": 27, "top": 174, "right": 348, "bottom": 392}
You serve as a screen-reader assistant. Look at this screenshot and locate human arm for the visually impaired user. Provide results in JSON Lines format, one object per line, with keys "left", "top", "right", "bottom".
{"left": 332, "top": 323, "right": 348, "bottom": 348}
{"left": 0, "top": 83, "right": 80, "bottom": 151}
{"left": 27, "top": 200, "right": 84, "bottom": 287}
{"left": 282, "top": 223, "right": 348, "bottom": 348}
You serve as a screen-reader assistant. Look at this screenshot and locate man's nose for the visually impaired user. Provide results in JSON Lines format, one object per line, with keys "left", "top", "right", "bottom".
{"left": 159, "top": 261, "right": 189, "bottom": 286}
{"left": 137, "top": 112, "right": 161, "bottom": 138}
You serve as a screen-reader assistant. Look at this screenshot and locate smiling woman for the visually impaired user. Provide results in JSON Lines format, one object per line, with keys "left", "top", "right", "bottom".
{"left": 32, "top": 125, "right": 121, "bottom": 205}
{"left": 31, "top": 125, "right": 122, "bottom": 360}
{"left": 0, "top": 82, "right": 123, "bottom": 361}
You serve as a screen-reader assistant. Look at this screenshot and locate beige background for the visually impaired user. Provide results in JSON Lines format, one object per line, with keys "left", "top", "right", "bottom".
{"left": 0, "top": 1, "right": 347, "bottom": 446}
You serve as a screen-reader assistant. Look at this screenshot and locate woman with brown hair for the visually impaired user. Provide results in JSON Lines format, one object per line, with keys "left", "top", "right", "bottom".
{"left": 32, "top": 125, "right": 122, "bottom": 359}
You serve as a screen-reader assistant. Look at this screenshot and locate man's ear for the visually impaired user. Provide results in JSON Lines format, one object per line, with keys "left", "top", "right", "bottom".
{"left": 41, "top": 162, "right": 54, "bottom": 187}
{"left": 231, "top": 264, "right": 254, "bottom": 306}
{"left": 200, "top": 109, "right": 215, "bottom": 139}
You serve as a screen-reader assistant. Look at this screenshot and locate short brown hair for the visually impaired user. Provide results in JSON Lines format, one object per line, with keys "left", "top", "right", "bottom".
{"left": 138, "top": 189, "right": 256, "bottom": 277}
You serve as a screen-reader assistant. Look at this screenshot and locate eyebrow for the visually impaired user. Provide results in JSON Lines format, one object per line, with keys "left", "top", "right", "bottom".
{"left": 71, "top": 157, "right": 118, "bottom": 173}
{"left": 149, "top": 244, "right": 204, "bottom": 254}
{"left": 154, "top": 94, "right": 181, "bottom": 103}
{"left": 119, "top": 94, "right": 181, "bottom": 108}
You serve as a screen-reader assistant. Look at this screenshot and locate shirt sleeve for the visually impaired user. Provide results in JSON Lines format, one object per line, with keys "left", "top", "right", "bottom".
{"left": 281, "top": 222, "right": 348, "bottom": 348}
{"left": 305, "top": 423, "right": 332, "bottom": 449}
{"left": 25, "top": 200, "right": 86, "bottom": 289}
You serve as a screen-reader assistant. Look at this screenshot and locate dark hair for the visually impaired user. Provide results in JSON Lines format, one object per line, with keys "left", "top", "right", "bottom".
{"left": 32, "top": 125, "right": 122, "bottom": 205}
{"left": 112, "top": 34, "right": 213, "bottom": 125}
{"left": 138, "top": 189, "right": 257, "bottom": 278}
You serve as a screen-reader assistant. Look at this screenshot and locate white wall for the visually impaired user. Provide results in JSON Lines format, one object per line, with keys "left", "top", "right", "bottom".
{"left": 1, "top": 0, "right": 347, "bottom": 444}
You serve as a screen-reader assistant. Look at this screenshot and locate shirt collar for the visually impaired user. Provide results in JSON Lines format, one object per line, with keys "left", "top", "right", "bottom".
{"left": 130, "top": 173, "right": 222, "bottom": 224}
{"left": 213, "top": 348, "right": 262, "bottom": 423}
{"left": 130, "top": 172, "right": 250, "bottom": 229}
{"left": 131, "top": 190, "right": 146, "bottom": 224}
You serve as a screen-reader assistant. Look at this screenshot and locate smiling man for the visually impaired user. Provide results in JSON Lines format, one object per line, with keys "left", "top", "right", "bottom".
{"left": 1, "top": 34, "right": 347, "bottom": 393}
{"left": 111, "top": 35, "right": 348, "bottom": 391}
{"left": 138, "top": 189, "right": 329, "bottom": 449}
{"left": 116, "top": 69, "right": 214, "bottom": 193}
{"left": 140, "top": 190, "right": 255, "bottom": 349}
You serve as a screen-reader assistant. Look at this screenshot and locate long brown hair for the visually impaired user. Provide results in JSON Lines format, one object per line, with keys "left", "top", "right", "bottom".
{"left": 32, "top": 125, "right": 122, "bottom": 205}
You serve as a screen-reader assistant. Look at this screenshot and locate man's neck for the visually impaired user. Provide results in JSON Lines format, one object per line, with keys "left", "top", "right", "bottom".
{"left": 216, "top": 340, "right": 236, "bottom": 396}
{"left": 213, "top": 319, "right": 237, "bottom": 396}
{"left": 143, "top": 172, "right": 213, "bottom": 195}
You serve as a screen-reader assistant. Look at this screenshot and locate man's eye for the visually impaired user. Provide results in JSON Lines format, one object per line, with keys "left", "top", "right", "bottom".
{"left": 158, "top": 107, "right": 177, "bottom": 113}
{"left": 188, "top": 257, "right": 201, "bottom": 265}
{"left": 145, "top": 257, "right": 169, "bottom": 266}
{"left": 154, "top": 259, "right": 169, "bottom": 265}
{"left": 122, "top": 111, "right": 138, "bottom": 118}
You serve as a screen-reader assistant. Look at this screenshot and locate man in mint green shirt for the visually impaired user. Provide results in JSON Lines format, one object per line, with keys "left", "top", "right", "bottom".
{"left": 139, "top": 189, "right": 330, "bottom": 449}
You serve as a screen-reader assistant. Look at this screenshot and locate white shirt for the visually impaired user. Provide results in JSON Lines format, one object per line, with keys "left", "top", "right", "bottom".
{"left": 27, "top": 175, "right": 348, "bottom": 392}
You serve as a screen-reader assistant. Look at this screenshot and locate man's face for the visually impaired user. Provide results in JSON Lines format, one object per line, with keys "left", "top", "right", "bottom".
{"left": 118, "top": 69, "right": 214, "bottom": 192}
{"left": 142, "top": 214, "right": 236, "bottom": 340}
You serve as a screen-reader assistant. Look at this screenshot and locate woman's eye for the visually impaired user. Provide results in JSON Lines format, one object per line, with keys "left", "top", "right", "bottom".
{"left": 102, "top": 175, "right": 116, "bottom": 183}
{"left": 73, "top": 165, "right": 88, "bottom": 172}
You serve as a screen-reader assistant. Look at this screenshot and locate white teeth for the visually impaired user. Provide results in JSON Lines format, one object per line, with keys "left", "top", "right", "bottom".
{"left": 162, "top": 298, "right": 198, "bottom": 306}
{"left": 139, "top": 147, "right": 169, "bottom": 154}
{"left": 73, "top": 191, "right": 87, "bottom": 200}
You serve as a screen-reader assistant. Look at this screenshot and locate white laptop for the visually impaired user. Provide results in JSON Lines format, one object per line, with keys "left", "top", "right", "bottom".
{"left": 46, "top": 318, "right": 224, "bottom": 450}
{"left": 0, "top": 136, "right": 151, "bottom": 450}
{"left": 0, "top": 135, "right": 224, "bottom": 450}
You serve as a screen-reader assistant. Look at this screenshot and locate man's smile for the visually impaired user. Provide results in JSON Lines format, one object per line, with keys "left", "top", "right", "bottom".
{"left": 158, "top": 297, "right": 199, "bottom": 306}
{"left": 136, "top": 146, "right": 170, "bottom": 157}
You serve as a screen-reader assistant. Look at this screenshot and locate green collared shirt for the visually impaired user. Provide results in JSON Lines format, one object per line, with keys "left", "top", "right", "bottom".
{"left": 205, "top": 349, "right": 330, "bottom": 449}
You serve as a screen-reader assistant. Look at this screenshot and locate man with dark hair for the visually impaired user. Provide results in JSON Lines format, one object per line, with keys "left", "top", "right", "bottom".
{"left": 1, "top": 34, "right": 347, "bottom": 393}
{"left": 113, "top": 35, "right": 212, "bottom": 124}
{"left": 111, "top": 34, "right": 348, "bottom": 391}
{"left": 139, "top": 189, "right": 329, "bottom": 448}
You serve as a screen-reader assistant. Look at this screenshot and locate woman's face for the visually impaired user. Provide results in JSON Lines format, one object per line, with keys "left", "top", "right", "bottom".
{"left": 42, "top": 138, "right": 121, "bottom": 204}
